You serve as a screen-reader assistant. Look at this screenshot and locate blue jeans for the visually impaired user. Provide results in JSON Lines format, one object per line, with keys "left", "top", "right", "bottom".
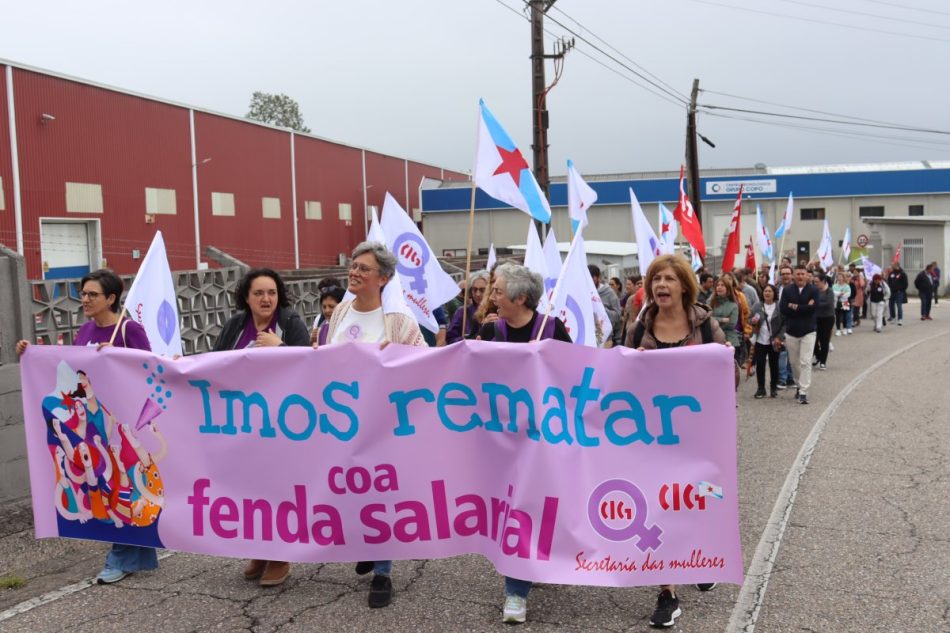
{"left": 920, "top": 292, "right": 932, "bottom": 317}
{"left": 778, "top": 349, "right": 793, "bottom": 384}
{"left": 105, "top": 544, "right": 158, "bottom": 572}
{"left": 373, "top": 560, "right": 392, "bottom": 576}
{"left": 889, "top": 291, "right": 905, "bottom": 320}
{"left": 505, "top": 576, "right": 532, "bottom": 598}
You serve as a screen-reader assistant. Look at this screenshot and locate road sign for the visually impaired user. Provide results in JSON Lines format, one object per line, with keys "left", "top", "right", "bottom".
{"left": 856, "top": 234, "right": 869, "bottom": 248}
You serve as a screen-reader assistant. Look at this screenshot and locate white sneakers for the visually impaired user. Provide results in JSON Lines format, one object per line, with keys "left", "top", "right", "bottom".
{"left": 503, "top": 595, "right": 527, "bottom": 623}
{"left": 835, "top": 330, "right": 842, "bottom": 336}
{"left": 847, "top": 328, "right": 853, "bottom": 334}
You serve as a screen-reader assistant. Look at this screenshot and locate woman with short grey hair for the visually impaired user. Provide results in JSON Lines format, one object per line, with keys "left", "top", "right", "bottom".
{"left": 318, "top": 240, "right": 425, "bottom": 609}
{"left": 474, "top": 263, "right": 571, "bottom": 623}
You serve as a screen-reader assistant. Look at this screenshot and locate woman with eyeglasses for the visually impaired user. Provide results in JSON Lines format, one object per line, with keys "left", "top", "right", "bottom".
{"left": 446, "top": 270, "right": 489, "bottom": 344}
{"left": 212, "top": 267, "right": 310, "bottom": 587}
{"left": 16, "top": 269, "right": 159, "bottom": 585}
{"left": 319, "top": 241, "right": 425, "bottom": 609}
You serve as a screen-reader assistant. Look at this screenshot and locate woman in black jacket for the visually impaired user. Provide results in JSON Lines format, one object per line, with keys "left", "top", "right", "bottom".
{"left": 212, "top": 268, "right": 309, "bottom": 587}
{"left": 213, "top": 268, "right": 310, "bottom": 351}
{"left": 750, "top": 284, "right": 784, "bottom": 398}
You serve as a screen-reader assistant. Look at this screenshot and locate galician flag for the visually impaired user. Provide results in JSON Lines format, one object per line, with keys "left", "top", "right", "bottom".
{"left": 474, "top": 99, "right": 551, "bottom": 223}
{"left": 631, "top": 188, "right": 663, "bottom": 276}
{"left": 721, "top": 185, "right": 744, "bottom": 273}
{"left": 697, "top": 481, "right": 724, "bottom": 500}
{"left": 673, "top": 165, "right": 706, "bottom": 258}
{"left": 658, "top": 202, "right": 678, "bottom": 255}
{"left": 343, "top": 207, "right": 414, "bottom": 319}
{"left": 486, "top": 243, "right": 497, "bottom": 271}
{"left": 774, "top": 192, "right": 794, "bottom": 239}
{"left": 548, "top": 231, "right": 610, "bottom": 347}
{"left": 817, "top": 218, "right": 835, "bottom": 270}
{"left": 755, "top": 203, "right": 774, "bottom": 263}
{"left": 690, "top": 245, "right": 703, "bottom": 272}
{"left": 567, "top": 159, "right": 598, "bottom": 233}
{"left": 841, "top": 227, "right": 852, "bottom": 263}
{"left": 123, "top": 231, "right": 182, "bottom": 357}
{"left": 380, "top": 193, "right": 461, "bottom": 332}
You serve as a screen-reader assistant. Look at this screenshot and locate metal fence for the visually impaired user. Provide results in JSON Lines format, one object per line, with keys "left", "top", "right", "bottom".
{"left": 27, "top": 266, "right": 339, "bottom": 355}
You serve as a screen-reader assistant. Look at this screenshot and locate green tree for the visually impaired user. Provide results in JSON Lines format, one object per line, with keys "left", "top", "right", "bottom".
{"left": 246, "top": 91, "right": 311, "bottom": 133}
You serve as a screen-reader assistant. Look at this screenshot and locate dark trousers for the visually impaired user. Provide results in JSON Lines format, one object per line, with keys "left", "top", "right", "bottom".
{"left": 814, "top": 316, "right": 835, "bottom": 364}
{"left": 920, "top": 291, "right": 932, "bottom": 317}
{"left": 754, "top": 342, "right": 779, "bottom": 390}
{"left": 835, "top": 308, "right": 849, "bottom": 330}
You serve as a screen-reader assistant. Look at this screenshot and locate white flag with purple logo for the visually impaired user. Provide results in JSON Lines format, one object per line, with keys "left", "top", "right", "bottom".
{"left": 486, "top": 243, "right": 497, "bottom": 272}
{"left": 630, "top": 188, "right": 663, "bottom": 276}
{"left": 123, "top": 231, "right": 182, "bottom": 357}
{"left": 380, "top": 193, "right": 460, "bottom": 332}
{"left": 548, "top": 232, "right": 609, "bottom": 347}
{"left": 817, "top": 218, "right": 835, "bottom": 270}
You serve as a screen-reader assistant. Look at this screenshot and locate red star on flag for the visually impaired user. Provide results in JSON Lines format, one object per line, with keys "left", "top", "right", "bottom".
{"left": 493, "top": 146, "right": 529, "bottom": 187}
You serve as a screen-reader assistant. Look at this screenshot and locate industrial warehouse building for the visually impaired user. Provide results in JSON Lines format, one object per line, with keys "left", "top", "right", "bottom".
{"left": 421, "top": 162, "right": 950, "bottom": 290}
{"left": 0, "top": 60, "right": 467, "bottom": 280}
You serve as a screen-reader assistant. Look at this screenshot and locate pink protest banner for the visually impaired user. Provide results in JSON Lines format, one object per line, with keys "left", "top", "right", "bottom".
{"left": 19, "top": 340, "right": 742, "bottom": 587}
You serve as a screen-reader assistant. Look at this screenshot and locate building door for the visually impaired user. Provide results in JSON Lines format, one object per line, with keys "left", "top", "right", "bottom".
{"left": 41, "top": 220, "right": 101, "bottom": 280}
{"left": 796, "top": 241, "right": 810, "bottom": 265}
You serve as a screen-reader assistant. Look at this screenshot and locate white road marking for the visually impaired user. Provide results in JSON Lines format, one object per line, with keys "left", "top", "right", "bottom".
{"left": 0, "top": 550, "right": 175, "bottom": 623}
{"left": 725, "top": 329, "right": 948, "bottom": 633}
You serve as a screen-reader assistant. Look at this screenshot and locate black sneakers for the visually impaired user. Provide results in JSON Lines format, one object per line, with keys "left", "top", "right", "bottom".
{"left": 649, "top": 589, "right": 681, "bottom": 628}
{"left": 368, "top": 574, "right": 393, "bottom": 608}
{"left": 355, "top": 561, "right": 374, "bottom": 575}
{"left": 696, "top": 583, "right": 718, "bottom": 591}
{"left": 754, "top": 388, "right": 766, "bottom": 399}
{"left": 798, "top": 393, "right": 809, "bottom": 405}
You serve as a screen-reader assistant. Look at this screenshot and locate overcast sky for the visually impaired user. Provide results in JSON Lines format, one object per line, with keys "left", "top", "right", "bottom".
{"left": 2, "top": 0, "right": 948, "bottom": 176}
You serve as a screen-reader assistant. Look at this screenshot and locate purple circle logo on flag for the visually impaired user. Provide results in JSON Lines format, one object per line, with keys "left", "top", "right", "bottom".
{"left": 393, "top": 232, "right": 430, "bottom": 294}
{"left": 564, "top": 295, "right": 585, "bottom": 345}
{"left": 156, "top": 300, "right": 177, "bottom": 346}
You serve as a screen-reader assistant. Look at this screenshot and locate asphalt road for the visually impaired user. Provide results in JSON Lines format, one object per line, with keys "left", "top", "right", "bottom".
{"left": 1, "top": 305, "right": 947, "bottom": 633}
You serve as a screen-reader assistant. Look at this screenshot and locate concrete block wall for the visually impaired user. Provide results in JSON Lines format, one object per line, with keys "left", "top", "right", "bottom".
{"left": 0, "top": 365, "right": 29, "bottom": 504}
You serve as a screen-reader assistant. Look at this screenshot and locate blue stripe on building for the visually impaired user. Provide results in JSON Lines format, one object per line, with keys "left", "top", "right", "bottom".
{"left": 422, "top": 168, "right": 950, "bottom": 213}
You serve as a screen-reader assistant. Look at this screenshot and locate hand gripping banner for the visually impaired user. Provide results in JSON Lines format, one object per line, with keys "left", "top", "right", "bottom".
{"left": 20, "top": 341, "right": 742, "bottom": 587}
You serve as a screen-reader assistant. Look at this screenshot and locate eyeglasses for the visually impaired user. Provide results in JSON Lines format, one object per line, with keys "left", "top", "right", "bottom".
{"left": 80, "top": 291, "right": 102, "bottom": 300}
{"left": 349, "top": 262, "right": 379, "bottom": 274}
{"left": 471, "top": 286, "right": 486, "bottom": 294}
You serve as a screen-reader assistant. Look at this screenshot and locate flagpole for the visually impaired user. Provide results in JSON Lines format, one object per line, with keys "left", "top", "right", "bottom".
{"left": 461, "top": 182, "right": 476, "bottom": 338}
{"left": 107, "top": 307, "right": 129, "bottom": 346}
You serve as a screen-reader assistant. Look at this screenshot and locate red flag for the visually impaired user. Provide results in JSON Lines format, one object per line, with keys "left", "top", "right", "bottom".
{"left": 721, "top": 185, "right": 743, "bottom": 272}
{"left": 892, "top": 240, "right": 903, "bottom": 265}
{"left": 745, "top": 235, "right": 756, "bottom": 271}
{"left": 673, "top": 165, "right": 706, "bottom": 259}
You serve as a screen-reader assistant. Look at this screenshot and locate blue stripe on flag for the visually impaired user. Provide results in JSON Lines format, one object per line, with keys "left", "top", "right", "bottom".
{"left": 519, "top": 170, "right": 551, "bottom": 223}
{"left": 479, "top": 100, "right": 517, "bottom": 152}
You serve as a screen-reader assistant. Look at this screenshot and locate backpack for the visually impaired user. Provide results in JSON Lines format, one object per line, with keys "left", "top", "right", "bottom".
{"left": 631, "top": 317, "right": 713, "bottom": 349}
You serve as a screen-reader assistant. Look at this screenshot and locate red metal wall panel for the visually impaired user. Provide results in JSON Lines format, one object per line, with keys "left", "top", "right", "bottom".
{"left": 293, "top": 135, "right": 364, "bottom": 267}
{"left": 407, "top": 161, "right": 445, "bottom": 214}
{"left": 364, "top": 151, "right": 407, "bottom": 222}
{"left": 194, "top": 112, "right": 297, "bottom": 270}
{"left": 0, "top": 65, "right": 16, "bottom": 249}
{"left": 13, "top": 69, "right": 196, "bottom": 277}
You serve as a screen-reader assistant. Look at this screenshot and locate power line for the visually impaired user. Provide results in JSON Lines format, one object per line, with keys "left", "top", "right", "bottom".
{"left": 858, "top": 0, "right": 950, "bottom": 19}
{"left": 705, "top": 111, "right": 950, "bottom": 153}
{"left": 700, "top": 89, "right": 919, "bottom": 128}
{"left": 490, "top": 0, "right": 686, "bottom": 108}
{"left": 686, "top": 0, "right": 950, "bottom": 43}
{"left": 698, "top": 104, "right": 950, "bottom": 136}
{"left": 773, "top": 0, "right": 950, "bottom": 31}
{"left": 515, "top": 0, "right": 690, "bottom": 105}
{"left": 548, "top": 3, "right": 690, "bottom": 102}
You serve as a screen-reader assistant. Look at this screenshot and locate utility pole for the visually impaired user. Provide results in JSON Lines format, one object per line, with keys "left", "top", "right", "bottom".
{"left": 686, "top": 78, "right": 703, "bottom": 226}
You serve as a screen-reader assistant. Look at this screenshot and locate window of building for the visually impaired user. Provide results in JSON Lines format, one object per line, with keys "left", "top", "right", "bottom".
{"left": 66, "top": 182, "right": 104, "bottom": 214}
{"left": 339, "top": 202, "right": 352, "bottom": 223}
{"left": 145, "top": 187, "right": 177, "bottom": 215}
{"left": 800, "top": 208, "right": 825, "bottom": 221}
{"left": 262, "top": 197, "right": 281, "bottom": 219}
{"left": 908, "top": 204, "right": 924, "bottom": 216}
{"left": 305, "top": 201, "right": 322, "bottom": 220}
{"left": 413, "top": 208, "right": 422, "bottom": 222}
{"left": 0, "top": 176, "right": 5, "bottom": 210}
{"left": 211, "top": 192, "right": 235, "bottom": 216}
{"left": 859, "top": 206, "right": 885, "bottom": 218}
{"left": 903, "top": 237, "right": 924, "bottom": 271}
